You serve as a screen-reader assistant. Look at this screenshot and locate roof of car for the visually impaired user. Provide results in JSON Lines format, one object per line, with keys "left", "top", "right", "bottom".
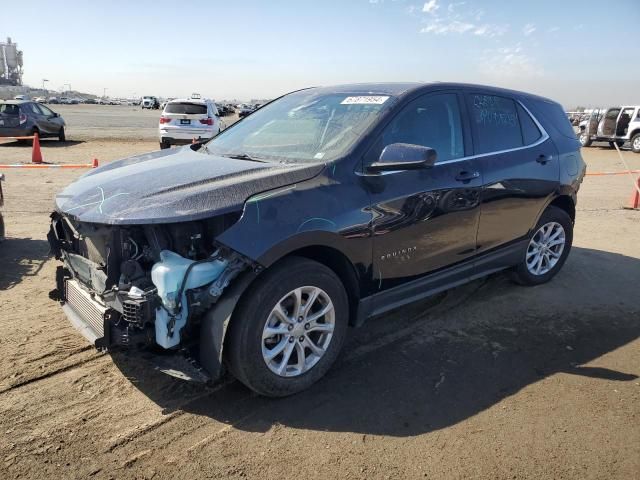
{"left": 0, "top": 100, "right": 29, "bottom": 104}
{"left": 305, "top": 82, "right": 556, "bottom": 104}
{"left": 167, "top": 98, "right": 209, "bottom": 104}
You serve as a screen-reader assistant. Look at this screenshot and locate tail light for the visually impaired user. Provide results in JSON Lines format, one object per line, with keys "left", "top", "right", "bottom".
{"left": 199, "top": 117, "right": 213, "bottom": 126}
{"left": 19, "top": 112, "right": 27, "bottom": 125}
{"left": 159, "top": 116, "right": 171, "bottom": 124}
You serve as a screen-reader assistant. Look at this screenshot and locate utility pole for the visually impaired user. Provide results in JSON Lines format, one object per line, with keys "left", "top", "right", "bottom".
{"left": 42, "top": 79, "right": 49, "bottom": 91}
{"left": 103, "top": 87, "right": 107, "bottom": 99}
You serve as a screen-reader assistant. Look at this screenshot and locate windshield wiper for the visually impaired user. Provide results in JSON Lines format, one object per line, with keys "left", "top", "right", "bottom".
{"left": 221, "top": 153, "right": 269, "bottom": 163}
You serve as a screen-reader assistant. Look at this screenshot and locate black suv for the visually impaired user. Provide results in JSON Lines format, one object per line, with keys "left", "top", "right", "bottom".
{"left": 48, "top": 83, "right": 585, "bottom": 397}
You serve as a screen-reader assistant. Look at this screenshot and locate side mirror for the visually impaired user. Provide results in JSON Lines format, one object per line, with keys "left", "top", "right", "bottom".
{"left": 367, "top": 143, "right": 437, "bottom": 173}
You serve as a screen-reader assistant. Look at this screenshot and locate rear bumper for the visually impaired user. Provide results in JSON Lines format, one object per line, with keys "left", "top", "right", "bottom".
{"left": 0, "top": 127, "right": 31, "bottom": 137}
{"left": 159, "top": 127, "right": 215, "bottom": 141}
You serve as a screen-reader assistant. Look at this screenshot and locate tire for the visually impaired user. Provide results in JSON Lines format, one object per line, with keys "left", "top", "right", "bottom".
{"left": 579, "top": 132, "right": 591, "bottom": 147}
{"left": 58, "top": 127, "right": 66, "bottom": 142}
{"left": 225, "top": 257, "right": 349, "bottom": 397}
{"left": 510, "top": 205, "right": 573, "bottom": 286}
{"left": 608, "top": 140, "right": 624, "bottom": 148}
{"left": 631, "top": 133, "right": 640, "bottom": 154}
{"left": 160, "top": 139, "right": 170, "bottom": 150}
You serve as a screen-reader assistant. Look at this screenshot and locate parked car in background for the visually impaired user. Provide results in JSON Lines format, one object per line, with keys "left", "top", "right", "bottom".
{"left": 0, "top": 173, "right": 5, "bottom": 242}
{"left": 48, "top": 97, "right": 59, "bottom": 104}
{"left": 0, "top": 100, "right": 66, "bottom": 141}
{"left": 579, "top": 106, "right": 640, "bottom": 152}
{"left": 84, "top": 98, "right": 97, "bottom": 104}
{"left": 158, "top": 95, "right": 225, "bottom": 149}
{"left": 13, "top": 95, "right": 27, "bottom": 101}
{"left": 49, "top": 82, "right": 585, "bottom": 397}
{"left": 141, "top": 96, "right": 160, "bottom": 109}
{"left": 34, "top": 97, "right": 46, "bottom": 104}
{"left": 237, "top": 104, "right": 254, "bottom": 117}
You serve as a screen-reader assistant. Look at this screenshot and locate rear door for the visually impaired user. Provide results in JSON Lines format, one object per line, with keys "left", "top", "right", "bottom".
{"left": 23, "top": 102, "right": 52, "bottom": 134}
{"left": 467, "top": 92, "right": 560, "bottom": 253}
{"left": 366, "top": 91, "right": 483, "bottom": 289}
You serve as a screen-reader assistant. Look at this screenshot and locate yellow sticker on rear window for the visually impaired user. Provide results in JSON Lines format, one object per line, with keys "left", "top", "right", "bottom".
{"left": 341, "top": 96, "right": 389, "bottom": 105}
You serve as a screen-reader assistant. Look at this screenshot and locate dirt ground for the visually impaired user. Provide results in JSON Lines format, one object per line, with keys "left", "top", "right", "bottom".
{"left": 0, "top": 112, "right": 639, "bottom": 480}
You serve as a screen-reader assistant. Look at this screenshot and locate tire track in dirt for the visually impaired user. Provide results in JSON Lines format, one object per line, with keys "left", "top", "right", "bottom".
{"left": 0, "top": 351, "right": 105, "bottom": 394}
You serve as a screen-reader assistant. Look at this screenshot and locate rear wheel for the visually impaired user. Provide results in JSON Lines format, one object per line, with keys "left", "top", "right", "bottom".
{"left": 510, "top": 206, "right": 573, "bottom": 286}
{"left": 631, "top": 133, "right": 640, "bottom": 153}
{"left": 160, "top": 139, "right": 170, "bottom": 150}
{"left": 58, "top": 127, "right": 66, "bottom": 142}
{"left": 226, "top": 257, "right": 349, "bottom": 397}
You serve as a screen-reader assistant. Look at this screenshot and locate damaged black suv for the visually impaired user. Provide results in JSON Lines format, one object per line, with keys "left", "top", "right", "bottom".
{"left": 48, "top": 83, "right": 585, "bottom": 397}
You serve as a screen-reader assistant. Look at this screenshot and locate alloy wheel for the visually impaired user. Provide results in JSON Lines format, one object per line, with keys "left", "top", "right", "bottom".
{"left": 526, "top": 222, "right": 566, "bottom": 276}
{"left": 261, "top": 286, "right": 335, "bottom": 377}
{"left": 633, "top": 136, "right": 640, "bottom": 151}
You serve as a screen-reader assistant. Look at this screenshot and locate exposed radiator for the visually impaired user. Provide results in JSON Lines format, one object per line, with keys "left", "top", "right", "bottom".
{"left": 65, "top": 279, "right": 106, "bottom": 338}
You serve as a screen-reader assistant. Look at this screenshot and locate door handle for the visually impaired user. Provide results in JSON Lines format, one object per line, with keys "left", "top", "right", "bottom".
{"left": 455, "top": 171, "right": 480, "bottom": 182}
{"left": 536, "top": 154, "right": 550, "bottom": 165}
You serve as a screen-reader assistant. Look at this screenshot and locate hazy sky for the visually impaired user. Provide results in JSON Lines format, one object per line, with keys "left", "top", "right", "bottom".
{"left": 5, "top": 0, "right": 639, "bottom": 107}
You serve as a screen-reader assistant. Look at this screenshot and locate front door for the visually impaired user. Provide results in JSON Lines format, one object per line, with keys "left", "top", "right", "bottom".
{"left": 364, "top": 92, "right": 482, "bottom": 290}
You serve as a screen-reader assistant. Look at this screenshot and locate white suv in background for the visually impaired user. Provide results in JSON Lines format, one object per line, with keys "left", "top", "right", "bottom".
{"left": 158, "top": 95, "right": 226, "bottom": 149}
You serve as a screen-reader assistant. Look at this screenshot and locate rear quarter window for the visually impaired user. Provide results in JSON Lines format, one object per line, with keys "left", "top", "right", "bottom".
{"left": 165, "top": 103, "right": 208, "bottom": 115}
{"left": 528, "top": 98, "right": 576, "bottom": 139}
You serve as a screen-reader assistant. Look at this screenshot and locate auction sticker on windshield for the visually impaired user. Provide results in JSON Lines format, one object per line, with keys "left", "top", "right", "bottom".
{"left": 341, "top": 96, "right": 389, "bottom": 105}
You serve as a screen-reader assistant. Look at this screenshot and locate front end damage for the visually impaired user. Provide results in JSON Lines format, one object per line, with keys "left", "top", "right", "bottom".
{"left": 47, "top": 211, "right": 254, "bottom": 382}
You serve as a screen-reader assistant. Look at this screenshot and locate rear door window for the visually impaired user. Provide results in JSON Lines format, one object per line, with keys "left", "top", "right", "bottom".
{"left": 165, "top": 102, "right": 208, "bottom": 115}
{"left": 26, "top": 103, "right": 43, "bottom": 116}
{"left": 468, "top": 94, "right": 522, "bottom": 154}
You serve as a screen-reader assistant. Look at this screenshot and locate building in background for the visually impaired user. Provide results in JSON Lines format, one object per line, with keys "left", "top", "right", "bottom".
{"left": 0, "top": 37, "right": 23, "bottom": 86}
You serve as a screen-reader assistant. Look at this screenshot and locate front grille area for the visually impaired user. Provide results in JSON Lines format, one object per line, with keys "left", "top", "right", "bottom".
{"left": 65, "top": 279, "right": 106, "bottom": 338}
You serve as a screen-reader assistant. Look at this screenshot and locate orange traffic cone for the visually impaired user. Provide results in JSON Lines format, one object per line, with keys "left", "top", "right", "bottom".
{"left": 31, "top": 132, "right": 43, "bottom": 164}
{"left": 628, "top": 176, "right": 640, "bottom": 209}
{"left": 92, "top": 158, "right": 99, "bottom": 168}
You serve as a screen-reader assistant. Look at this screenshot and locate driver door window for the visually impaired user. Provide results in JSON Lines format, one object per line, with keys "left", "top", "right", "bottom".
{"left": 369, "top": 93, "right": 464, "bottom": 164}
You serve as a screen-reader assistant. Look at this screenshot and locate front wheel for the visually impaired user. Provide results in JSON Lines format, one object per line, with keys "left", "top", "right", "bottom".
{"left": 579, "top": 132, "right": 591, "bottom": 147}
{"left": 510, "top": 205, "right": 573, "bottom": 286}
{"left": 58, "top": 127, "right": 66, "bottom": 142}
{"left": 225, "top": 257, "right": 349, "bottom": 397}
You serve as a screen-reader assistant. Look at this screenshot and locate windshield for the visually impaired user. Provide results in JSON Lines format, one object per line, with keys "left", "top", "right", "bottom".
{"left": 206, "top": 90, "right": 393, "bottom": 163}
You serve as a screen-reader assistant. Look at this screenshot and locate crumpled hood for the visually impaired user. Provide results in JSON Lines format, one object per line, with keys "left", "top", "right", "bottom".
{"left": 55, "top": 146, "right": 323, "bottom": 224}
